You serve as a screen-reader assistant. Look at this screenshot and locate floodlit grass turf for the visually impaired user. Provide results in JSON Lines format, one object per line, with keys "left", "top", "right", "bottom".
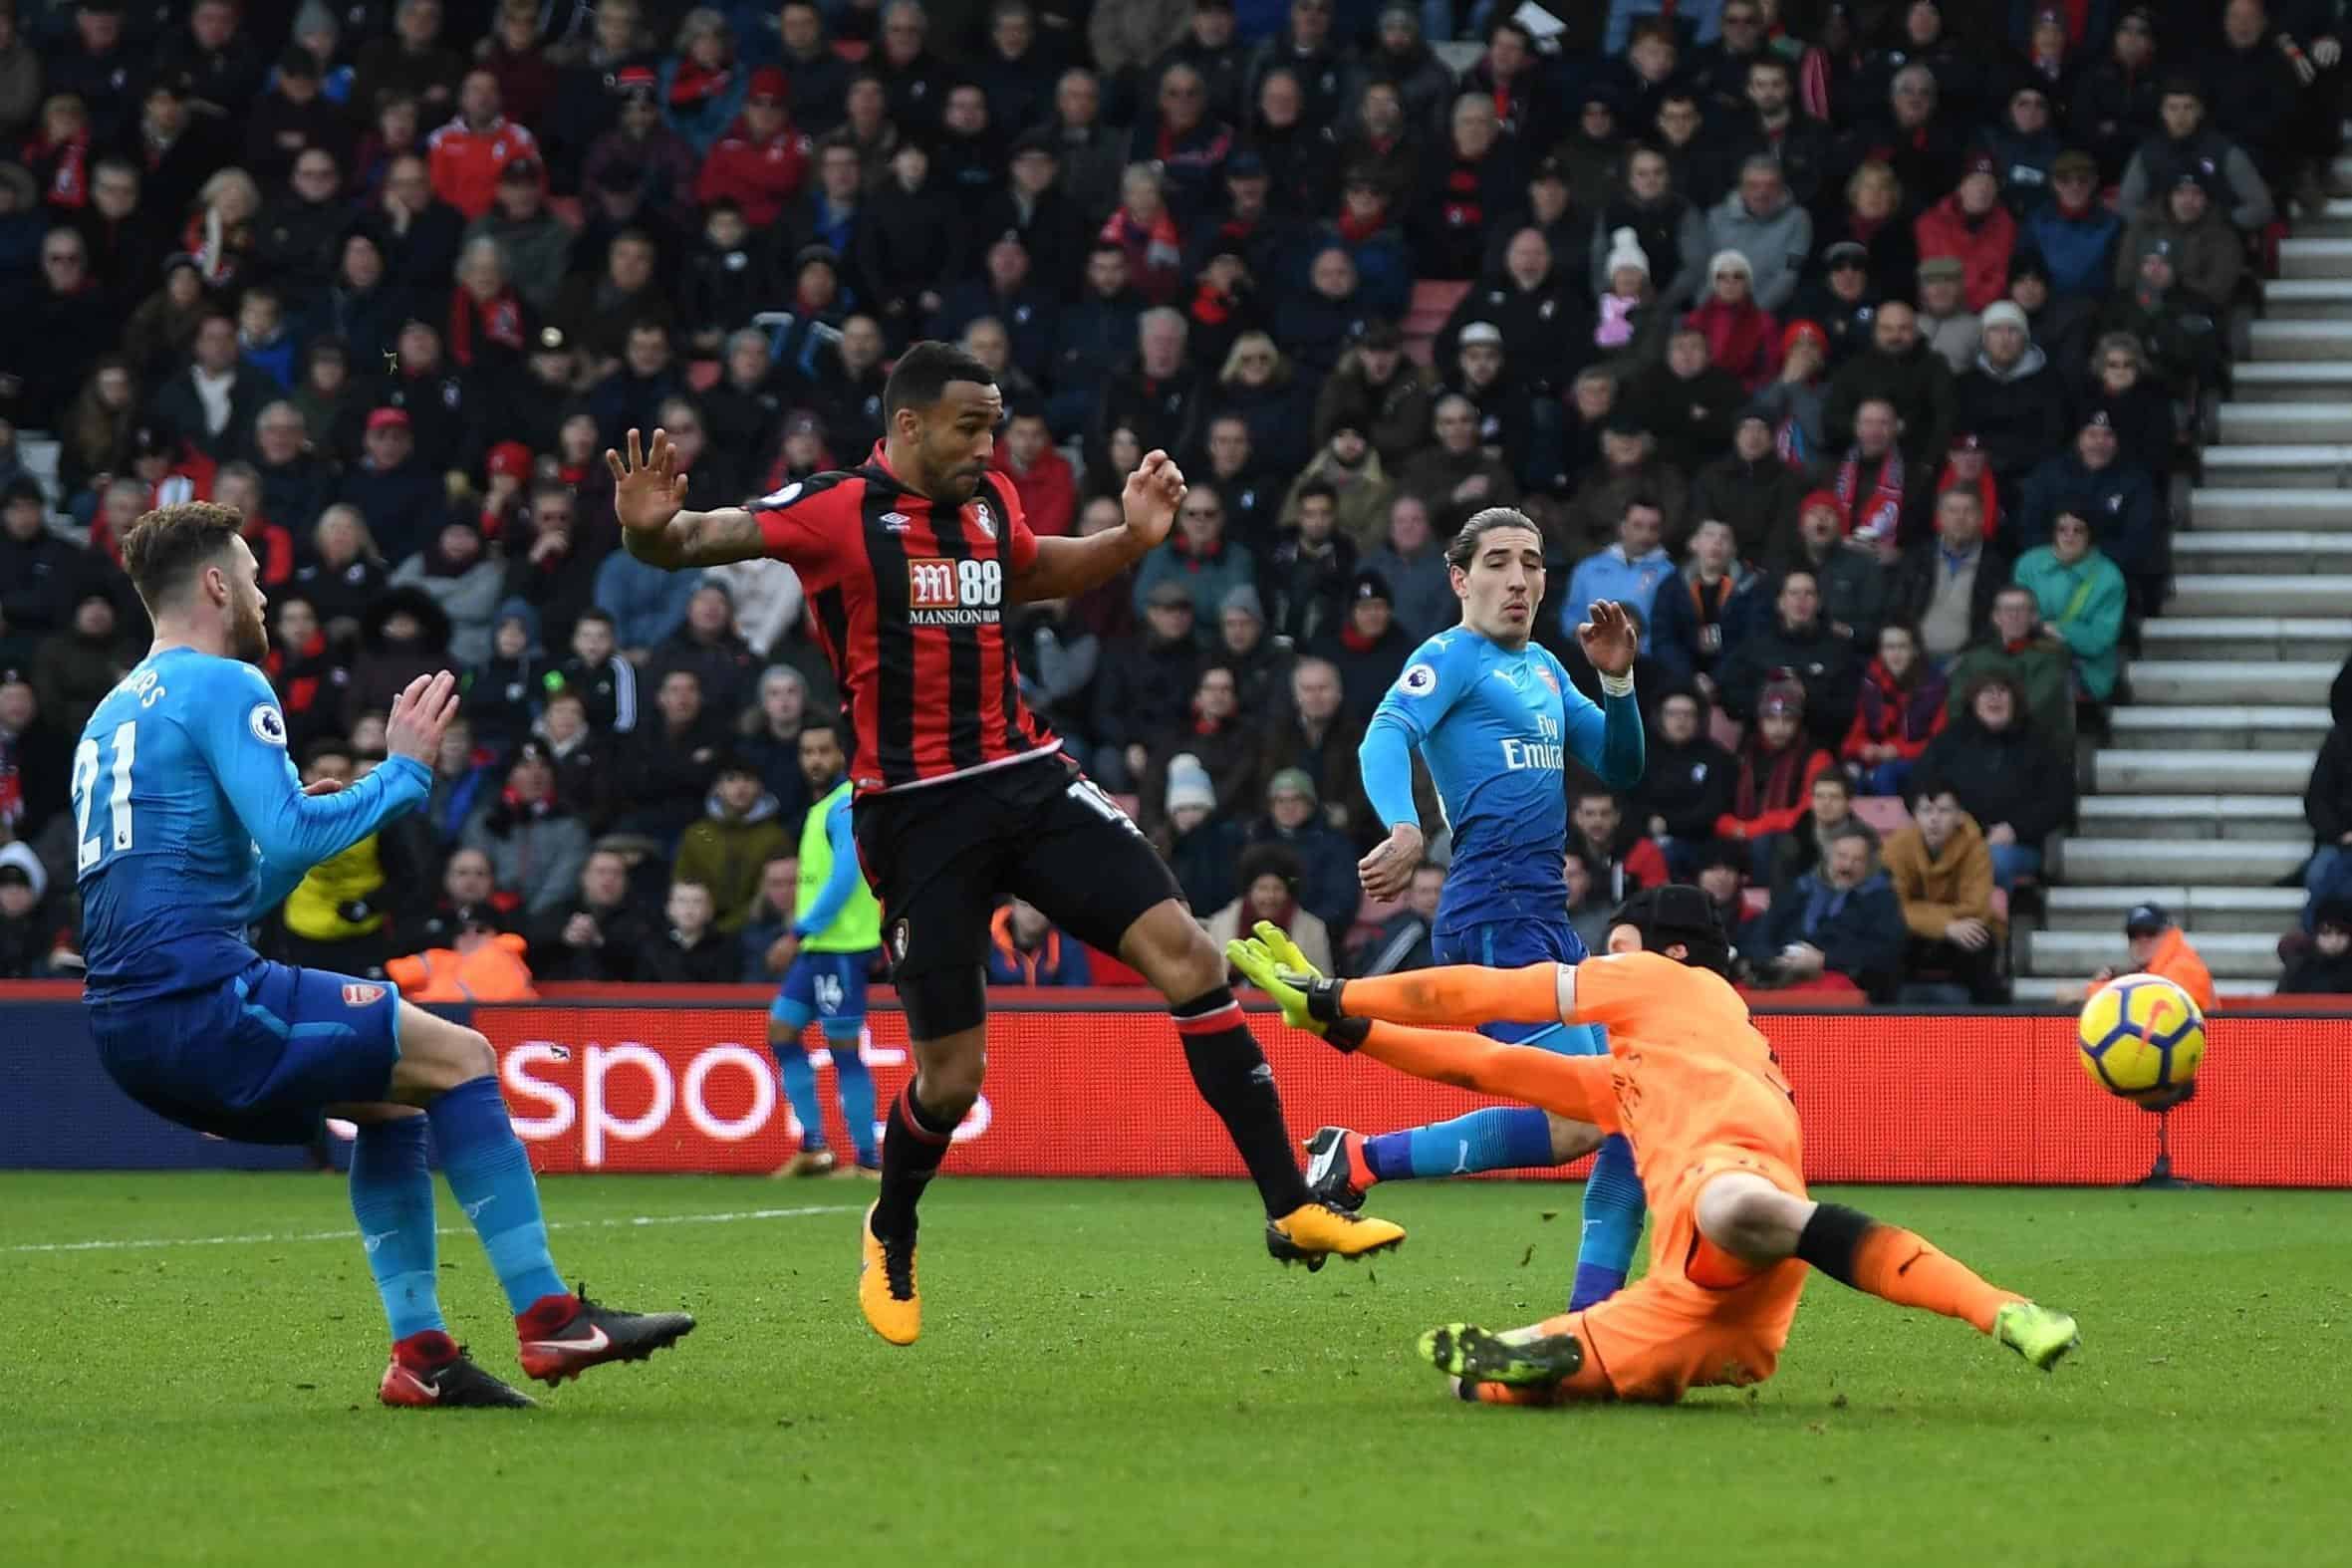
{"left": 4, "top": 1176, "right": 2347, "bottom": 1568}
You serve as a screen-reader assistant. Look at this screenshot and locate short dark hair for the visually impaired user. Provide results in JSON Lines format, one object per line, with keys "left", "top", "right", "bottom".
{"left": 800, "top": 714, "right": 843, "bottom": 747}
{"left": 574, "top": 606, "right": 615, "bottom": 631}
{"left": 121, "top": 501, "right": 242, "bottom": 611}
{"left": 1444, "top": 506, "right": 1541, "bottom": 571}
{"left": 1294, "top": 478, "right": 1338, "bottom": 508}
{"left": 302, "top": 736, "right": 353, "bottom": 770}
{"left": 883, "top": 340, "right": 997, "bottom": 420}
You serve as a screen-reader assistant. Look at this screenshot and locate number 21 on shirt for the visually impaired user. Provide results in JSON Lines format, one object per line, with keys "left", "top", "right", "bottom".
{"left": 72, "top": 720, "right": 137, "bottom": 871}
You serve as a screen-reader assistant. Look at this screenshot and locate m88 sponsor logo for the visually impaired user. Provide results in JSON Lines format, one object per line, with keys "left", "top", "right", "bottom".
{"left": 907, "top": 557, "right": 1004, "bottom": 625}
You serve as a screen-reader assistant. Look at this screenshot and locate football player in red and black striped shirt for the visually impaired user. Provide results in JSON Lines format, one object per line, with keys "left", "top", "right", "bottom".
{"left": 609, "top": 342, "right": 1403, "bottom": 1345}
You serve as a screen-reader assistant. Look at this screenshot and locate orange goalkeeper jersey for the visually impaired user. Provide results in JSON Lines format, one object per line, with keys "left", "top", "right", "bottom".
{"left": 1565, "top": 951, "right": 1802, "bottom": 1189}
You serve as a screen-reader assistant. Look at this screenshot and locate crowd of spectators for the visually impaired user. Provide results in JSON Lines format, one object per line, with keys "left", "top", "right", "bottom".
{"left": 0, "top": 0, "right": 2343, "bottom": 999}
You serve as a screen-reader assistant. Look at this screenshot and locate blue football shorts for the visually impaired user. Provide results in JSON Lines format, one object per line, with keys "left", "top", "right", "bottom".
{"left": 88, "top": 957, "right": 404, "bottom": 1145}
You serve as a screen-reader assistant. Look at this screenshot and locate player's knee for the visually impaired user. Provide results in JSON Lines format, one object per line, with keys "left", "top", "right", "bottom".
{"left": 1699, "top": 1183, "right": 1802, "bottom": 1263}
{"left": 1545, "top": 1114, "right": 1603, "bottom": 1163}
{"left": 451, "top": 1027, "right": 496, "bottom": 1084}
{"left": 1136, "top": 914, "right": 1224, "bottom": 1001}
{"left": 911, "top": 1033, "right": 985, "bottom": 1115}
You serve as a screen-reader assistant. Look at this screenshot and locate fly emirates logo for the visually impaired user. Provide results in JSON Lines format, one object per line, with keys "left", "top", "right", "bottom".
{"left": 1500, "top": 713, "right": 1564, "bottom": 772}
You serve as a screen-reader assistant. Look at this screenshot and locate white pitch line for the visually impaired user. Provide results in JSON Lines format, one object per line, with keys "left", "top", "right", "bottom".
{"left": 5, "top": 1203, "right": 860, "bottom": 1255}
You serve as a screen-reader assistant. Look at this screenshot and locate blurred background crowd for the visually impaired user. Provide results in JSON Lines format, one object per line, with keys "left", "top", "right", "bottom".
{"left": 1, "top": 0, "right": 2347, "bottom": 1000}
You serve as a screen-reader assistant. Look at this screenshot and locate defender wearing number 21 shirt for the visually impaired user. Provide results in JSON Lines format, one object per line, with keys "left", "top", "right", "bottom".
{"left": 76, "top": 502, "right": 692, "bottom": 1411}
{"left": 606, "top": 341, "right": 1405, "bottom": 1351}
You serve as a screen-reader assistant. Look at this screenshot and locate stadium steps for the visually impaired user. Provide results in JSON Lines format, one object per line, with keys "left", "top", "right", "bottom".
{"left": 2122, "top": 659, "right": 2335, "bottom": 704}
{"left": 2102, "top": 704, "right": 2330, "bottom": 751}
{"left": 2185, "top": 487, "right": 2352, "bottom": 529}
{"left": 2041, "top": 885, "right": 2304, "bottom": 935}
{"left": 2134, "top": 616, "right": 2352, "bottom": 662}
{"left": 2073, "top": 795, "right": 2308, "bottom": 841}
{"left": 2231, "top": 361, "right": 2352, "bottom": 400}
{"left": 2031, "top": 252, "right": 2352, "bottom": 994}
{"left": 2168, "top": 532, "right": 2352, "bottom": 573}
{"left": 2244, "top": 319, "right": 2352, "bottom": 359}
{"left": 2213, "top": 400, "right": 2352, "bottom": 442}
{"left": 2044, "top": 838, "right": 2305, "bottom": 886}
{"left": 2165, "top": 574, "right": 2352, "bottom": 616}
{"left": 2197, "top": 444, "right": 2352, "bottom": 486}
{"left": 2029, "top": 929, "right": 2285, "bottom": 979}
{"left": 2257, "top": 280, "right": 2352, "bottom": 320}
{"left": 2277, "top": 237, "right": 2352, "bottom": 278}
{"left": 2083, "top": 749, "right": 2313, "bottom": 793}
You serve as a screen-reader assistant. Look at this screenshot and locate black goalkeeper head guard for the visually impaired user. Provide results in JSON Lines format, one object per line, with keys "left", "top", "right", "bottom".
{"left": 1604, "top": 885, "right": 1733, "bottom": 977}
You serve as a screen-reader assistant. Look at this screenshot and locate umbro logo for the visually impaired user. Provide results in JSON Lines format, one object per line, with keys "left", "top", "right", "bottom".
{"left": 882, "top": 511, "right": 911, "bottom": 532}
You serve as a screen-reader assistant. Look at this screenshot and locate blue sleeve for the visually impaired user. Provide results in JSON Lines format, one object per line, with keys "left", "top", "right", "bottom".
{"left": 1360, "top": 637, "right": 1467, "bottom": 832}
{"left": 1554, "top": 650, "right": 1646, "bottom": 789}
{"left": 792, "top": 795, "right": 862, "bottom": 937}
{"left": 187, "top": 665, "right": 431, "bottom": 901}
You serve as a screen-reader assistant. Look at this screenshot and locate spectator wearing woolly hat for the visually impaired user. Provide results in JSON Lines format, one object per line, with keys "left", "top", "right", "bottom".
{"left": 1247, "top": 767, "right": 1358, "bottom": 937}
{"left": 2024, "top": 149, "right": 2122, "bottom": 300}
{"left": 2116, "top": 168, "right": 2242, "bottom": 310}
{"left": 1685, "top": 247, "right": 1781, "bottom": 392}
{"left": 1159, "top": 751, "right": 1245, "bottom": 917}
{"left": 1914, "top": 152, "right": 2017, "bottom": 313}
{"left": 1304, "top": 570, "right": 1415, "bottom": 727}
{"left": 1955, "top": 301, "right": 2067, "bottom": 500}
{"left": 1912, "top": 256, "right": 1981, "bottom": 375}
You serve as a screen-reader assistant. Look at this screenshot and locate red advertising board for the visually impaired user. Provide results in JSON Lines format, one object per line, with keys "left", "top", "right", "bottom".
{"left": 477, "top": 1006, "right": 2352, "bottom": 1186}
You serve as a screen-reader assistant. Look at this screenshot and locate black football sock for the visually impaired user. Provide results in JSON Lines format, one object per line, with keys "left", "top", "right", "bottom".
{"left": 1173, "top": 987, "right": 1313, "bottom": 1217}
{"left": 872, "top": 1084, "right": 958, "bottom": 1242}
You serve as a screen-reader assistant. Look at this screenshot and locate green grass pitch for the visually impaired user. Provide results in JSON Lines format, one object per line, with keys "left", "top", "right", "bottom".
{"left": 4, "top": 1174, "right": 2346, "bottom": 1567}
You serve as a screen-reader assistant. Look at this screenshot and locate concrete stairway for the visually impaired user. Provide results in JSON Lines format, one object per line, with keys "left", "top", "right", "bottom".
{"left": 2031, "top": 234, "right": 2352, "bottom": 997}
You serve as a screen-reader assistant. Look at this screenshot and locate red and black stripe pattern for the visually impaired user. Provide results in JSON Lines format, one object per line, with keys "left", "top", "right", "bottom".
{"left": 753, "top": 452, "right": 1054, "bottom": 795}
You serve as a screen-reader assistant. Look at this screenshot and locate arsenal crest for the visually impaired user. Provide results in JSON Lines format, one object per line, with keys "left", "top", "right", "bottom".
{"left": 342, "top": 983, "right": 387, "bottom": 1006}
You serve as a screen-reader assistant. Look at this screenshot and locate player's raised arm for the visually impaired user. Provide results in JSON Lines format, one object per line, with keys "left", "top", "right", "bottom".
{"left": 609, "top": 428, "right": 770, "bottom": 569}
{"left": 1565, "top": 601, "right": 1646, "bottom": 787}
{"left": 209, "top": 670, "right": 451, "bottom": 903}
{"left": 1007, "top": 449, "right": 1183, "bottom": 602}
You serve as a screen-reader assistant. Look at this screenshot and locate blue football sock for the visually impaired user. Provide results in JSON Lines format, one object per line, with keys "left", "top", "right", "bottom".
{"left": 827, "top": 1036, "right": 878, "bottom": 1166}
{"left": 775, "top": 1042, "right": 828, "bottom": 1151}
{"left": 427, "top": 1075, "right": 567, "bottom": 1314}
{"left": 1365, "top": 1105, "right": 1560, "bottom": 1180}
{"left": 1569, "top": 1133, "right": 1645, "bottom": 1311}
{"left": 349, "top": 1117, "right": 443, "bottom": 1341}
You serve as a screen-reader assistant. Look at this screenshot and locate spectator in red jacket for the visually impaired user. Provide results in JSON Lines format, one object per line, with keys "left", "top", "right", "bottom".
{"left": 989, "top": 400, "right": 1077, "bottom": 536}
{"left": 1842, "top": 621, "right": 1947, "bottom": 798}
{"left": 426, "top": 68, "right": 540, "bottom": 219}
{"left": 693, "top": 67, "right": 808, "bottom": 227}
{"left": 1913, "top": 152, "right": 2017, "bottom": 312}
{"left": 1716, "top": 678, "right": 1835, "bottom": 880}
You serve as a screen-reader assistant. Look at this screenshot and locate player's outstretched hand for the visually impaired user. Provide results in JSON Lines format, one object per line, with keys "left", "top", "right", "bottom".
{"left": 1250, "top": 920, "right": 1325, "bottom": 984}
{"left": 607, "top": 427, "right": 689, "bottom": 535}
{"left": 1224, "top": 934, "right": 1321, "bottom": 1036}
{"left": 386, "top": 670, "right": 461, "bottom": 767}
{"left": 1121, "top": 448, "right": 1186, "bottom": 548}
{"left": 1576, "top": 600, "right": 1639, "bottom": 679}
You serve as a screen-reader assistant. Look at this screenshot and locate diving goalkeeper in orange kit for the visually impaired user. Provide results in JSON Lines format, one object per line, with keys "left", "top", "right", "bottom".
{"left": 1226, "top": 888, "right": 2080, "bottom": 1405}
